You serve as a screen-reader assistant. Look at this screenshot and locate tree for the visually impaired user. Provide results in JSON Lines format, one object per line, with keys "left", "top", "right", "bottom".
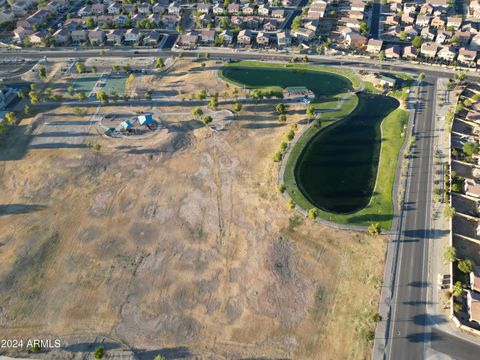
{"left": 5, "top": 112, "right": 15, "bottom": 125}
{"left": 154, "top": 355, "right": 167, "bottom": 360}
{"left": 412, "top": 36, "right": 423, "bottom": 48}
{"left": 450, "top": 35, "right": 462, "bottom": 46}
{"left": 443, "top": 204, "right": 456, "bottom": 219}
{"left": 233, "top": 102, "right": 242, "bottom": 112}
{"left": 76, "top": 92, "right": 86, "bottom": 101}
{"left": 155, "top": 58, "right": 164, "bottom": 69}
{"left": 285, "top": 129, "right": 295, "bottom": 141}
{"left": 208, "top": 95, "right": 218, "bottom": 110}
{"left": 38, "top": 66, "right": 46, "bottom": 79}
{"left": 379, "top": 50, "right": 386, "bottom": 61}
{"left": 85, "top": 16, "right": 96, "bottom": 29}
{"left": 67, "top": 86, "right": 74, "bottom": 96}
{"left": 92, "top": 143, "right": 101, "bottom": 152}
{"left": 202, "top": 115, "right": 213, "bottom": 125}
{"left": 458, "top": 258, "right": 474, "bottom": 273}
{"left": 192, "top": 107, "right": 203, "bottom": 119}
{"left": 112, "top": 65, "right": 120, "bottom": 72}
{"left": 399, "top": 31, "right": 408, "bottom": 41}
{"left": 93, "top": 345, "right": 104, "bottom": 359}
{"left": 308, "top": 208, "right": 318, "bottom": 220}
{"left": 463, "top": 141, "right": 479, "bottom": 156}
{"left": 278, "top": 114, "right": 287, "bottom": 122}
{"left": 277, "top": 184, "right": 286, "bottom": 193}
{"left": 91, "top": 66, "right": 97, "bottom": 73}
{"left": 24, "top": 104, "right": 31, "bottom": 115}
{"left": 418, "top": 72, "right": 425, "bottom": 83}
{"left": 75, "top": 62, "right": 85, "bottom": 73}
{"left": 288, "top": 199, "right": 295, "bottom": 209}
{"left": 275, "top": 103, "right": 287, "bottom": 114}
{"left": 452, "top": 281, "right": 463, "bottom": 297}
{"left": 123, "top": 64, "right": 131, "bottom": 72}
{"left": 96, "top": 90, "right": 108, "bottom": 104}
{"left": 368, "top": 223, "right": 382, "bottom": 236}
{"left": 306, "top": 105, "right": 315, "bottom": 119}
{"left": 359, "top": 22, "right": 368, "bottom": 36}
{"left": 443, "top": 246, "right": 457, "bottom": 263}
{"left": 292, "top": 15, "right": 303, "bottom": 30}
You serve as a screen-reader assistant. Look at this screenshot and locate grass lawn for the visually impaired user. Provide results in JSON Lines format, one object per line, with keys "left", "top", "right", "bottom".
{"left": 219, "top": 60, "right": 363, "bottom": 90}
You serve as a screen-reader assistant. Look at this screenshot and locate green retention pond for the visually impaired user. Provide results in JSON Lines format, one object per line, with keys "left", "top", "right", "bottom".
{"left": 220, "top": 61, "right": 409, "bottom": 229}
{"left": 295, "top": 93, "right": 400, "bottom": 214}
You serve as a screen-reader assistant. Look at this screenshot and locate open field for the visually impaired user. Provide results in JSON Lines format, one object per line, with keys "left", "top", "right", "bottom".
{"left": 0, "top": 59, "right": 386, "bottom": 359}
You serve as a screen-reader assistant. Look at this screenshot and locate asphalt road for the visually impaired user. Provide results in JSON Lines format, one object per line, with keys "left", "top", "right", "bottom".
{"left": 385, "top": 77, "right": 436, "bottom": 359}
{"left": 370, "top": 0, "right": 381, "bottom": 39}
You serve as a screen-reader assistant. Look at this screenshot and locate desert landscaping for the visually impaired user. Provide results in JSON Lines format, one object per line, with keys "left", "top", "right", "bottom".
{"left": 0, "top": 58, "right": 387, "bottom": 359}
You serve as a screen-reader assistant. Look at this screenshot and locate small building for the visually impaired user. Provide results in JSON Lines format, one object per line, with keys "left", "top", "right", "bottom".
{"left": 471, "top": 266, "right": 480, "bottom": 291}
{"left": 121, "top": 120, "right": 133, "bottom": 130}
{"left": 284, "top": 86, "right": 314, "bottom": 101}
{"left": 277, "top": 31, "right": 291, "bottom": 47}
{"left": 256, "top": 32, "right": 270, "bottom": 46}
{"left": 467, "top": 290, "right": 480, "bottom": 323}
{"left": 403, "top": 45, "right": 418, "bottom": 59}
{"left": 437, "top": 46, "right": 456, "bottom": 61}
{"left": 385, "top": 45, "right": 402, "bottom": 59}
{"left": 367, "top": 39, "right": 383, "bottom": 54}
{"left": 420, "top": 42, "right": 438, "bottom": 58}
{"left": 138, "top": 114, "right": 154, "bottom": 126}
{"left": 379, "top": 75, "right": 397, "bottom": 88}
{"left": 237, "top": 29, "right": 252, "bottom": 45}
{"left": 465, "top": 178, "right": 480, "bottom": 198}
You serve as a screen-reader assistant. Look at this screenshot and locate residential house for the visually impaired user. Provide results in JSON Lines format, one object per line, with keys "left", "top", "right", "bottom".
{"left": 416, "top": 15, "right": 431, "bottom": 28}
{"left": 52, "top": 28, "right": 70, "bottom": 45}
{"left": 107, "top": 2, "right": 121, "bottom": 15}
{"left": 264, "top": 19, "right": 278, "bottom": 31}
{"left": 256, "top": 32, "right": 270, "bottom": 46}
{"left": 28, "top": 31, "right": 48, "bottom": 46}
{"left": 421, "top": 26, "right": 436, "bottom": 41}
{"left": 71, "top": 29, "right": 88, "bottom": 43}
{"left": 258, "top": 5, "right": 270, "bottom": 16}
{"left": 447, "top": 16, "right": 463, "bottom": 30}
{"left": 277, "top": 31, "right": 291, "bottom": 47}
{"left": 470, "top": 33, "right": 480, "bottom": 50}
{"left": 401, "top": 13, "right": 415, "bottom": 25}
{"left": 431, "top": 16, "right": 445, "bottom": 29}
{"left": 304, "top": 20, "right": 318, "bottom": 32}
{"left": 143, "top": 31, "right": 161, "bottom": 45}
{"left": 124, "top": 28, "right": 141, "bottom": 43}
{"left": 177, "top": 33, "right": 198, "bottom": 47}
{"left": 380, "top": 75, "right": 397, "bottom": 88}
{"left": 227, "top": 3, "right": 240, "bottom": 14}
{"left": 271, "top": 9, "right": 285, "bottom": 19}
{"left": 345, "top": 32, "right": 366, "bottom": 49}
{"left": 292, "top": 28, "right": 315, "bottom": 42}
{"left": 437, "top": 46, "right": 456, "bottom": 61}
{"left": 367, "top": 39, "right": 383, "bottom": 54}
{"left": 200, "top": 29, "right": 216, "bottom": 44}
{"left": 455, "top": 30, "right": 472, "bottom": 45}
{"left": 138, "top": 2, "right": 151, "bottom": 15}
{"left": 13, "top": 27, "right": 32, "bottom": 42}
{"left": 404, "top": 26, "right": 419, "bottom": 39}
{"left": 152, "top": 3, "right": 165, "bottom": 14}
{"left": 385, "top": 45, "right": 402, "bottom": 59}
{"left": 197, "top": 3, "right": 211, "bottom": 14}
{"left": 403, "top": 45, "right": 418, "bottom": 59}
{"left": 88, "top": 27, "right": 105, "bottom": 45}
{"left": 237, "top": 29, "right": 253, "bottom": 45}
{"left": 242, "top": 3, "right": 255, "bottom": 15}
{"left": 91, "top": 3, "right": 106, "bottom": 15}
{"left": 220, "top": 30, "right": 234, "bottom": 45}
{"left": 436, "top": 30, "right": 452, "bottom": 44}
{"left": 78, "top": 6, "right": 91, "bottom": 17}
{"left": 458, "top": 47, "right": 477, "bottom": 65}
{"left": 420, "top": 42, "right": 438, "bottom": 57}
{"left": 106, "top": 29, "right": 123, "bottom": 45}
{"left": 168, "top": 2, "right": 182, "bottom": 15}
{"left": 213, "top": 4, "right": 225, "bottom": 15}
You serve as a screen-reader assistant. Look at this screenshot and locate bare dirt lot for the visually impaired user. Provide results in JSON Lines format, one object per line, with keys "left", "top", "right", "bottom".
{"left": 0, "top": 60, "right": 386, "bottom": 360}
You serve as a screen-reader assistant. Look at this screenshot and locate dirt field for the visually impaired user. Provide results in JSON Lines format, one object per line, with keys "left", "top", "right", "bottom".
{"left": 0, "top": 60, "right": 386, "bottom": 359}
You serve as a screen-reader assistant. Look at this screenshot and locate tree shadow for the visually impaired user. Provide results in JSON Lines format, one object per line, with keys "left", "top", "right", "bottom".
{"left": 135, "top": 346, "right": 192, "bottom": 359}
{"left": 408, "top": 281, "right": 430, "bottom": 288}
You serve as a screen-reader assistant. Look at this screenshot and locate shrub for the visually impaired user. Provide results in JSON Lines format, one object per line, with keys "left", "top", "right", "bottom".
{"left": 285, "top": 130, "right": 295, "bottom": 141}
{"left": 278, "top": 114, "right": 287, "bottom": 123}
{"left": 202, "top": 115, "right": 213, "bottom": 125}
{"left": 452, "top": 281, "right": 463, "bottom": 297}
{"left": 277, "top": 184, "right": 286, "bottom": 193}
{"left": 368, "top": 223, "right": 381, "bottom": 236}
{"left": 94, "top": 345, "right": 104, "bottom": 360}
{"left": 288, "top": 199, "right": 295, "bottom": 209}
{"left": 308, "top": 208, "right": 318, "bottom": 220}
{"left": 273, "top": 152, "right": 283, "bottom": 162}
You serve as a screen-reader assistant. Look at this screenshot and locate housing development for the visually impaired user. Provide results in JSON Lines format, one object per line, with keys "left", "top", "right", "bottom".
{"left": 0, "top": 0, "right": 480, "bottom": 360}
